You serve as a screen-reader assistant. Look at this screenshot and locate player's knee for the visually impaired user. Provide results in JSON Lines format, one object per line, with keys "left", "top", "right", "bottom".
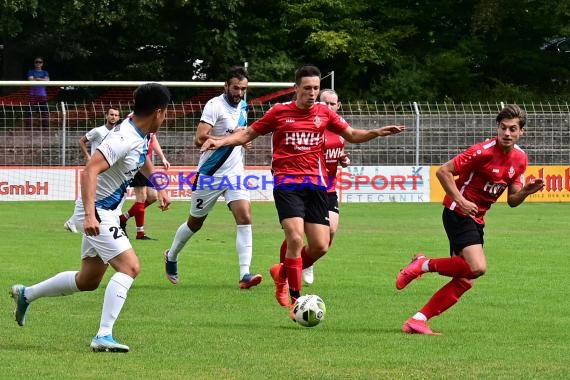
{"left": 120, "top": 262, "right": 141, "bottom": 279}
{"left": 470, "top": 264, "right": 486, "bottom": 278}
{"left": 235, "top": 214, "right": 252, "bottom": 224}
{"left": 130, "top": 263, "right": 141, "bottom": 278}
{"left": 187, "top": 218, "right": 204, "bottom": 232}
{"left": 288, "top": 235, "right": 305, "bottom": 250}
{"left": 307, "top": 243, "right": 328, "bottom": 258}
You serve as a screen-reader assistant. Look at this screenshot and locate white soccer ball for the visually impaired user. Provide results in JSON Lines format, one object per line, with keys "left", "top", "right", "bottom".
{"left": 293, "top": 294, "right": 326, "bottom": 327}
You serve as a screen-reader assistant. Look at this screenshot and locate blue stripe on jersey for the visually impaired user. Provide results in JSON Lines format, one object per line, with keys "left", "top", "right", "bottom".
{"left": 141, "top": 134, "right": 150, "bottom": 162}
{"left": 199, "top": 100, "right": 247, "bottom": 176}
{"left": 129, "top": 118, "right": 146, "bottom": 138}
{"left": 199, "top": 146, "right": 235, "bottom": 176}
{"left": 138, "top": 148, "right": 147, "bottom": 166}
{"left": 95, "top": 179, "right": 130, "bottom": 210}
{"left": 96, "top": 132, "right": 148, "bottom": 211}
{"left": 238, "top": 101, "right": 247, "bottom": 127}
{"left": 136, "top": 134, "right": 150, "bottom": 168}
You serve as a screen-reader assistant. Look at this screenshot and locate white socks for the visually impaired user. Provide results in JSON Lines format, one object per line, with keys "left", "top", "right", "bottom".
{"left": 21, "top": 270, "right": 134, "bottom": 338}
{"left": 236, "top": 224, "right": 252, "bottom": 279}
{"left": 166, "top": 222, "right": 253, "bottom": 279}
{"left": 24, "top": 271, "right": 79, "bottom": 302}
{"left": 167, "top": 222, "right": 195, "bottom": 261}
{"left": 97, "top": 272, "right": 134, "bottom": 338}
{"left": 412, "top": 312, "right": 427, "bottom": 321}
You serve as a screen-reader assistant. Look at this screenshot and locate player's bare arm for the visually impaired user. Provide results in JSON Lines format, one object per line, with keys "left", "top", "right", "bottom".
{"left": 155, "top": 189, "right": 171, "bottom": 211}
{"left": 340, "top": 125, "right": 405, "bottom": 143}
{"left": 81, "top": 150, "right": 110, "bottom": 236}
{"left": 200, "top": 127, "right": 259, "bottom": 152}
{"left": 139, "top": 157, "right": 171, "bottom": 211}
{"left": 79, "top": 136, "right": 90, "bottom": 162}
{"left": 243, "top": 139, "right": 253, "bottom": 151}
{"left": 194, "top": 121, "right": 214, "bottom": 147}
{"left": 153, "top": 135, "right": 170, "bottom": 169}
{"left": 436, "top": 160, "right": 478, "bottom": 217}
{"left": 506, "top": 179, "right": 545, "bottom": 207}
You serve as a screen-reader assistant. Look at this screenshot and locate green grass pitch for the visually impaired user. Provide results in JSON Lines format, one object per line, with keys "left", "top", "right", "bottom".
{"left": 0, "top": 201, "right": 568, "bottom": 379}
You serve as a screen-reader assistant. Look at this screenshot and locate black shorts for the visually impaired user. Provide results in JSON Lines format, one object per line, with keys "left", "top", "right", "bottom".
{"left": 273, "top": 185, "right": 329, "bottom": 226}
{"left": 442, "top": 207, "right": 484, "bottom": 256}
{"left": 327, "top": 192, "right": 339, "bottom": 214}
{"left": 130, "top": 171, "right": 150, "bottom": 187}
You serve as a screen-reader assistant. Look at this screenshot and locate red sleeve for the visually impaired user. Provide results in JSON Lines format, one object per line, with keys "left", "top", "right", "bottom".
{"left": 325, "top": 107, "right": 349, "bottom": 135}
{"left": 452, "top": 143, "right": 486, "bottom": 174}
{"left": 251, "top": 105, "right": 278, "bottom": 135}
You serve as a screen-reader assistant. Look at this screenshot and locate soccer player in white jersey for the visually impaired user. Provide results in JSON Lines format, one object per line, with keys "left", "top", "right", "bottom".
{"left": 10, "top": 83, "right": 171, "bottom": 353}
{"left": 64, "top": 107, "right": 121, "bottom": 233}
{"left": 164, "top": 66, "right": 263, "bottom": 289}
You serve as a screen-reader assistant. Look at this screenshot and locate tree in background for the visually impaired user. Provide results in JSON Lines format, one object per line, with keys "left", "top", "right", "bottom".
{"left": 1, "top": 0, "right": 569, "bottom": 101}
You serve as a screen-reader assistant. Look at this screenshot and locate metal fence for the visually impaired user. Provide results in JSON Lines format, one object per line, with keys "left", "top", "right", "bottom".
{"left": 1, "top": 101, "right": 570, "bottom": 167}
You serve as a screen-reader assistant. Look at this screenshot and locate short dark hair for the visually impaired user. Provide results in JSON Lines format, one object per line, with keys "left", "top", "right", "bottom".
{"left": 496, "top": 104, "right": 526, "bottom": 128}
{"left": 226, "top": 66, "right": 248, "bottom": 83}
{"left": 133, "top": 83, "right": 171, "bottom": 116}
{"left": 295, "top": 65, "right": 321, "bottom": 85}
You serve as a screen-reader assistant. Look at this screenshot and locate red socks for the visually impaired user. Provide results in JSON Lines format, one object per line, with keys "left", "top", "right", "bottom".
{"left": 301, "top": 247, "right": 318, "bottom": 269}
{"left": 125, "top": 202, "right": 146, "bottom": 237}
{"left": 428, "top": 256, "right": 476, "bottom": 279}
{"left": 420, "top": 278, "right": 472, "bottom": 319}
{"left": 132, "top": 202, "right": 146, "bottom": 228}
{"left": 279, "top": 239, "right": 318, "bottom": 269}
{"left": 279, "top": 240, "right": 287, "bottom": 263}
{"left": 284, "top": 257, "right": 302, "bottom": 298}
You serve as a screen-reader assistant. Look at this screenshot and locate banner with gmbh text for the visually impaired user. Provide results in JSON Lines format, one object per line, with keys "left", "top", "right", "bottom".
{"left": 429, "top": 165, "right": 570, "bottom": 203}
{"left": 0, "top": 166, "right": 275, "bottom": 201}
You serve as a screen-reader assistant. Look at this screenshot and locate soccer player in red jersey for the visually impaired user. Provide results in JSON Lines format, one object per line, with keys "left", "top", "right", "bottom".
{"left": 280, "top": 88, "right": 350, "bottom": 285}
{"left": 396, "top": 104, "right": 545, "bottom": 335}
{"left": 201, "top": 65, "right": 405, "bottom": 315}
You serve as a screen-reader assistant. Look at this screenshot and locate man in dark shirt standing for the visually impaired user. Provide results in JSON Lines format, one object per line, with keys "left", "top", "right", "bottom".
{"left": 27, "top": 57, "right": 50, "bottom": 128}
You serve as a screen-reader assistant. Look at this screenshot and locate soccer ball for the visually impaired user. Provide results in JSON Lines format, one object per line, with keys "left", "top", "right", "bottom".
{"left": 292, "top": 294, "right": 326, "bottom": 327}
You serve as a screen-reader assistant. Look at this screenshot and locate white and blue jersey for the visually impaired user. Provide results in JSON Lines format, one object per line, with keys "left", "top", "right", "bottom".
{"left": 197, "top": 94, "right": 247, "bottom": 176}
{"left": 92, "top": 118, "right": 149, "bottom": 211}
{"left": 85, "top": 125, "right": 112, "bottom": 155}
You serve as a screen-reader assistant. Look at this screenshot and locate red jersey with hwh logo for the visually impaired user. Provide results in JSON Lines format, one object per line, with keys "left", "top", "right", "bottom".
{"left": 443, "top": 137, "right": 527, "bottom": 225}
{"left": 251, "top": 102, "right": 349, "bottom": 186}
{"left": 324, "top": 129, "right": 346, "bottom": 192}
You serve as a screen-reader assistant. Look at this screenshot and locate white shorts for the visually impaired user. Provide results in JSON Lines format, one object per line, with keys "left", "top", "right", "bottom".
{"left": 190, "top": 174, "right": 250, "bottom": 218}
{"left": 71, "top": 196, "right": 124, "bottom": 222}
{"left": 73, "top": 201, "right": 132, "bottom": 264}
